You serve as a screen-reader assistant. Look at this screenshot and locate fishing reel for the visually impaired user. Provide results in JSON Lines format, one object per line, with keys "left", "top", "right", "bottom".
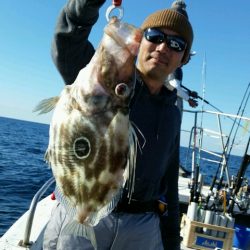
{"left": 234, "top": 178, "right": 250, "bottom": 212}
{"left": 202, "top": 185, "right": 231, "bottom": 213}
{"left": 211, "top": 188, "right": 230, "bottom": 212}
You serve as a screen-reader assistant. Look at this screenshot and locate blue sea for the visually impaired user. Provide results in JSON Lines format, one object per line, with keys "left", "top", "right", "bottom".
{"left": 0, "top": 116, "right": 249, "bottom": 237}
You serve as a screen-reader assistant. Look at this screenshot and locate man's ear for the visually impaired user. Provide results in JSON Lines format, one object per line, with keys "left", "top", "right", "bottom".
{"left": 182, "top": 51, "right": 193, "bottom": 65}
{"left": 179, "top": 52, "right": 186, "bottom": 67}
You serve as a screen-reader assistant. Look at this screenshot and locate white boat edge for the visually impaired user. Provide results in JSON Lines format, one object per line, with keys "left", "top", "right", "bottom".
{"left": 0, "top": 195, "right": 57, "bottom": 250}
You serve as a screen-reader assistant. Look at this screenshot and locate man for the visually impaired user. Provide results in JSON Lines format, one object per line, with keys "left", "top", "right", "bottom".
{"left": 43, "top": 0, "right": 194, "bottom": 249}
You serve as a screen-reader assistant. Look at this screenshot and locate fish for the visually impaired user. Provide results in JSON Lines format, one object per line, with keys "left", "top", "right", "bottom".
{"left": 34, "top": 17, "right": 142, "bottom": 248}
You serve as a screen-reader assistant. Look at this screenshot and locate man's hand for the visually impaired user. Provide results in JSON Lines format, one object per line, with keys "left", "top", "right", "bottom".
{"left": 188, "top": 98, "right": 198, "bottom": 108}
{"left": 189, "top": 91, "right": 198, "bottom": 98}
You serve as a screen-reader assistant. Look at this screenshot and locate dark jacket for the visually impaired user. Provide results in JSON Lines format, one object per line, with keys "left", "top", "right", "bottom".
{"left": 51, "top": 0, "right": 181, "bottom": 249}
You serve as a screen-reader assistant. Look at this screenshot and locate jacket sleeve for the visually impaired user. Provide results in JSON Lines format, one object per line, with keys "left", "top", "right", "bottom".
{"left": 160, "top": 133, "right": 181, "bottom": 250}
{"left": 168, "top": 79, "right": 189, "bottom": 101}
{"left": 43, "top": 203, "right": 67, "bottom": 250}
{"left": 52, "top": 0, "right": 106, "bottom": 85}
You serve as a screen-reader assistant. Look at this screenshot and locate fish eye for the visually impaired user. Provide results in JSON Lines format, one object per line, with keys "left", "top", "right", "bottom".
{"left": 73, "top": 137, "right": 91, "bottom": 159}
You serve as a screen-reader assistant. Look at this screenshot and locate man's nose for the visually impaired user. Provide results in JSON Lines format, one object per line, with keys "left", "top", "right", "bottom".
{"left": 156, "top": 41, "right": 169, "bottom": 52}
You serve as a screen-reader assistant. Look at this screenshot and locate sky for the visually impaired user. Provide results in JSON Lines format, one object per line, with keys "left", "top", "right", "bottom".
{"left": 0, "top": 0, "right": 250, "bottom": 155}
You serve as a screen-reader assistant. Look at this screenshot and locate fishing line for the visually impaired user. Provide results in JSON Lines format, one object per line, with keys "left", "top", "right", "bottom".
{"left": 227, "top": 83, "right": 250, "bottom": 160}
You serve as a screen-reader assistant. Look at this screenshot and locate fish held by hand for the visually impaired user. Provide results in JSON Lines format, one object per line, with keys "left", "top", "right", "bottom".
{"left": 34, "top": 17, "right": 142, "bottom": 249}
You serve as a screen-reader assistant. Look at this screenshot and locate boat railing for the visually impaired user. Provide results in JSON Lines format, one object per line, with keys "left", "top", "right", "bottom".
{"left": 182, "top": 109, "right": 250, "bottom": 188}
{"left": 183, "top": 109, "right": 250, "bottom": 122}
{"left": 19, "top": 177, "right": 55, "bottom": 247}
{"left": 189, "top": 126, "right": 230, "bottom": 186}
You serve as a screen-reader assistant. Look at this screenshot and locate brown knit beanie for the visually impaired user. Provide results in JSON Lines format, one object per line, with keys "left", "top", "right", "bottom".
{"left": 141, "top": 0, "right": 193, "bottom": 64}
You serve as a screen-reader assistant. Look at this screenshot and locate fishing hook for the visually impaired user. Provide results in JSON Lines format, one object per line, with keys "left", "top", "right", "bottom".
{"left": 106, "top": 5, "right": 124, "bottom": 22}
{"left": 106, "top": 0, "right": 124, "bottom": 22}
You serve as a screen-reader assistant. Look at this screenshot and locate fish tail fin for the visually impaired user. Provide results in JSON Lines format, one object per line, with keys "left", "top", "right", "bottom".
{"left": 61, "top": 221, "right": 97, "bottom": 250}
{"left": 33, "top": 96, "right": 60, "bottom": 114}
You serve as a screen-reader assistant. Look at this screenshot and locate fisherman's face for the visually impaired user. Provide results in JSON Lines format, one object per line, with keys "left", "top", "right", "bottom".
{"left": 137, "top": 27, "right": 185, "bottom": 83}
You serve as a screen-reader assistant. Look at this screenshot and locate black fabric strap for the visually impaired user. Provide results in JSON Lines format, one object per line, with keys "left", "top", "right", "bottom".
{"left": 114, "top": 199, "right": 158, "bottom": 213}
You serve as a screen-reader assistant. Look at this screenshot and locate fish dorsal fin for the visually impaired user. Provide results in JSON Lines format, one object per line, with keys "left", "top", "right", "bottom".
{"left": 33, "top": 96, "right": 60, "bottom": 115}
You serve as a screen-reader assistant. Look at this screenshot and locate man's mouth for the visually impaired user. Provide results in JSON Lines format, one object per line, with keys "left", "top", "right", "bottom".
{"left": 148, "top": 51, "right": 168, "bottom": 64}
{"left": 150, "top": 55, "right": 168, "bottom": 66}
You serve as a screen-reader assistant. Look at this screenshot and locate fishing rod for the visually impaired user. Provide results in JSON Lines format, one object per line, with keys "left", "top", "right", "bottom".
{"left": 181, "top": 84, "right": 223, "bottom": 112}
{"left": 215, "top": 83, "right": 250, "bottom": 191}
{"left": 212, "top": 83, "right": 250, "bottom": 194}
{"left": 228, "top": 135, "right": 250, "bottom": 214}
{"left": 203, "top": 83, "right": 250, "bottom": 210}
{"left": 193, "top": 54, "right": 206, "bottom": 204}
{"left": 189, "top": 113, "right": 199, "bottom": 203}
{"left": 181, "top": 83, "right": 250, "bottom": 131}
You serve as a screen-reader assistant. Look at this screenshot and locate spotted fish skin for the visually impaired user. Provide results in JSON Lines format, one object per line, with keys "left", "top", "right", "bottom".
{"left": 41, "top": 17, "right": 142, "bottom": 226}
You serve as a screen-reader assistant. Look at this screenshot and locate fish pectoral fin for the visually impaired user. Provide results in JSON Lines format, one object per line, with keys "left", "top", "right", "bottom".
{"left": 61, "top": 221, "right": 97, "bottom": 250}
{"left": 33, "top": 96, "right": 60, "bottom": 115}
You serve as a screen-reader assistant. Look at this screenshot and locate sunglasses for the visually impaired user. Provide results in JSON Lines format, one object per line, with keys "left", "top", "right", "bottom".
{"left": 144, "top": 28, "right": 187, "bottom": 52}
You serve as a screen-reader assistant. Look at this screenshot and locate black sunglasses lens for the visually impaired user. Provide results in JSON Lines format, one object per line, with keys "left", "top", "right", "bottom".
{"left": 145, "top": 28, "right": 186, "bottom": 52}
{"left": 167, "top": 36, "right": 186, "bottom": 52}
{"left": 145, "top": 29, "right": 165, "bottom": 44}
